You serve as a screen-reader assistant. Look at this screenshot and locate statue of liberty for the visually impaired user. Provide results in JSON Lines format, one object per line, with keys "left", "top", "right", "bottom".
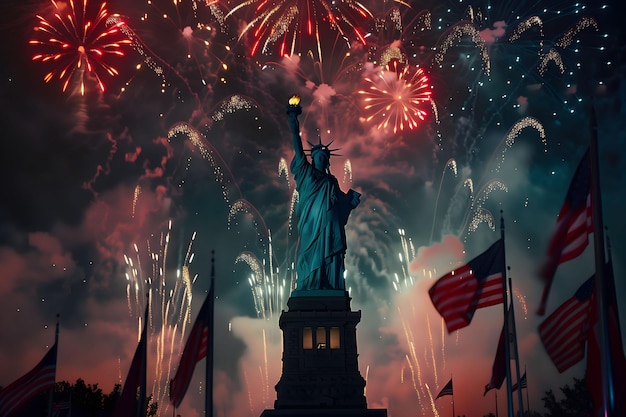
{"left": 287, "top": 96, "right": 361, "bottom": 291}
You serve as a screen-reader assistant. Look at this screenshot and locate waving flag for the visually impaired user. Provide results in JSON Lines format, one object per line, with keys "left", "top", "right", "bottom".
{"left": 538, "top": 149, "right": 592, "bottom": 315}
{"left": 170, "top": 285, "right": 213, "bottom": 408}
{"left": 429, "top": 239, "right": 505, "bottom": 333}
{"left": 511, "top": 372, "right": 527, "bottom": 392}
{"left": 435, "top": 378, "right": 453, "bottom": 399}
{"left": 539, "top": 277, "right": 594, "bottom": 373}
{"left": 484, "top": 306, "right": 519, "bottom": 395}
{"left": 114, "top": 304, "right": 148, "bottom": 417}
{"left": 0, "top": 343, "right": 57, "bottom": 417}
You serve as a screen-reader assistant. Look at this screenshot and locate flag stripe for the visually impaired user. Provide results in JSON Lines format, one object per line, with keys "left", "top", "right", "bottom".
{"left": 430, "top": 239, "right": 505, "bottom": 333}
{"left": 512, "top": 372, "right": 527, "bottom": 391}
{"left": 0, "top": 343, "right": 57, "bottom": 417}
{"left": 170, "top": 286, "right": 213, "bottom": 408}
{"left": 538, "top": 149, "right": 592, "bottom": 314}
{"left": 539, "top": 277, "right": 594, "bottom": 373}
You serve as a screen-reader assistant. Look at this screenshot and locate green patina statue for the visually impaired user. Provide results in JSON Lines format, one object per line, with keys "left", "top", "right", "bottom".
{"left": 287, "top": 97, "right": 361, "bottom": 291}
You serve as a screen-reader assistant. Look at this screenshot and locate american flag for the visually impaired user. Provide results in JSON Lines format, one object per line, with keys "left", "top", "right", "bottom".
{"left": 170, "top": 284, "right": 213, "bottom": 408}
{"left": 114, "top": 303, "right": 148, "bottom": 417}
{"left": 435, "top": 378, "right": 453, "bottom": 399}
{"left": 538, "top": 149, "right": 592, "bottom": 315}
{"left": 511, "top": 372, "right": 527, "bottom": 392}
{"left": 539, "top": 277, "right": 595, "bottom": 373}
{"left": 429, "top": 238, "right": 505, "bottom": 333}
{"left": 0, "top": 343, "right": 57, "bottom": 417}
{"left": 484, "top": 307, "right": 513, "bottom": 396}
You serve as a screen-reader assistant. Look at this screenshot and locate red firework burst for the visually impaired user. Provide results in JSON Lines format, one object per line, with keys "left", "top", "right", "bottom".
{"left": 225, "top": 0, "right": 372, "bottom": 57}
{"left": 29, "top": 0, "right": 131, "bottom": 95}
{"left": 359, "top": 59, "right": 433, "bottom": 133}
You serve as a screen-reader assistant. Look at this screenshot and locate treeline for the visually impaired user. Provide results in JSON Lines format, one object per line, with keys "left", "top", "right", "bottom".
{"left": 479, "top": 376, "right": 592, "bottom": 417}
{"left": 4, "top": 379, "right": 157, "bottom": 417}
{"left": 4, "top": 376, "right": 591, "bottom": 417}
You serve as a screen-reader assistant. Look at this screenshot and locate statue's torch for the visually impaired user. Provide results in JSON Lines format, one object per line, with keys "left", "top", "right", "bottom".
{"left": 287, "top": 94, "right": 302, "bottom": 116}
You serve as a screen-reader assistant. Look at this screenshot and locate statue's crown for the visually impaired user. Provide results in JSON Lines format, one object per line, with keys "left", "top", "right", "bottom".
{"left": 307, "top": 140, "right": 340, "bottom": 157}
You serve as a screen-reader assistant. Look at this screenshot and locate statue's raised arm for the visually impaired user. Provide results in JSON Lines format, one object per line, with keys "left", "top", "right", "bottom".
{"left": 286, "top": 96, "right": 360, "bottom": 293}
{"left": 287, "top": 99, "right": 305, "bottom": 160}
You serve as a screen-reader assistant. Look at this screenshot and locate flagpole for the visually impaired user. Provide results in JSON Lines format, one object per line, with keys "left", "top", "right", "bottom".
{"left": 525, "top": 365, "right": 530, "bottom": 413}
{"left": 47, "top": 314, "right": 60, "bottom": 417}
{"left": 206, "top": 251, "right": 215, "bottom": 417}
{"left": 500, "top": 213, "right": 514, "bottom": 417}
{"left": 452, "top": 390, "right": 455, "bottom": 417}
{"left": 508, "top": 273, "right": 524, "bottom": 417}
{"left": 589, "top": 107, "right": 614, "bottom": 417}
{"left": 138, "top": 295, "right": 148, "bottom": 417}
{"left": 450, "top": 374, "right": 455, "bottom": 417}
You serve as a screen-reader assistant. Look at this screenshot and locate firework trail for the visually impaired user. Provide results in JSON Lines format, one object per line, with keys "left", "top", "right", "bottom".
{"left": 228, "top": 199, "right": 270, "bottom": 244}
{"left": 225, "top": 0, "right": 373, "bottom": 58}
{"left": 236, "top": 251, "right": 266, "bottom": 318}
{"left": 460, "top": 179, "right": 508, "bottom": 239}
{"left": 489, "top": 116, "right": 547, "bottom": 173}
{"left": 167, "top": 121, "right": 242, "bottom": 207}
{"left": 278, "top": 158, "right": 290, "bottom": 187}
{"left": 131, "top": 184, "right": 141, "bottom": 218}
{"left": 367, "top": 4, "right": 431, "bottom": 67}
{"left": 432, "top": 22, "right": 490, "bottom": 75}
{"left": 430, "top": 159, "right": 457, "bottom": 244}
{"left": 513, "top": 287, "right": 528, "bottom": 320}
{"left": 123, "top": 219, "right": 198, "bottom": 416}
{"left": 343, "top": 160, "right": 353, "bottom": 186}
{"left": 508, "top": 16, "right": 544, "bottom": 43}
{"left": 30, "top": 0, "right": 132, "bottom": 95}
{"left": 539, "top": 16, "right": 598, "bottom": 76}
{"left": 109, "top": 0, "right": 236, "bottom": 98}
{"left": 394, "top": 229, "right": 416, "bottom": 291}
{"left": 233, "top": 216, "right": 292, "bottom": 320}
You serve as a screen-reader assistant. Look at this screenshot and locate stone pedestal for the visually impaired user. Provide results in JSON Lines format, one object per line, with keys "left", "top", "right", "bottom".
{"left": 260, "top": 290, "right": 387, "bottom": 417}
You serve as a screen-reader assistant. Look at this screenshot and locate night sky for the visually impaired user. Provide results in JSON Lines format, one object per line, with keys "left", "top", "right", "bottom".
{"left": 0, "top": 1, "right": 625, "bottom": 417}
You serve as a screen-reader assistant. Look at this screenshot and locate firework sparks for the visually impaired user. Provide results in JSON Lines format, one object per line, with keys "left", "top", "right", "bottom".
{"left": 168, "top": 121, "right": 241, "bottom": 206}
{"left": 359, "top": 61, "right": 432, "bottom": 133}
{"left": 463, "top": 180, "right": 508, "bottom": 237}
{"left": 508, "top": 16, "right": 544, "bottom": 43}
{"left": 278, "top": 157, "right": 290, "bottom": 187}
{"left": 225, "top": 0, "right": 373, "bottom": 58}
{"left": 538, "top": 48, "right": 565, "bottom": 75}
{"left": 122, "top": 220, "right": 198, "bottom": 415}
{"left": 367, "top": 5, "right": 431, "bottom": 67}
{"left": 343, "top": 160, "right": 352, "bottom": 186}
{"left": 555, "top": 16, "right": 598, "bottom": 49}
{"left": 430, "top": 159, "right": 458, "bottom": 244}
{"left": 30, "top": 0, "right": 131, "bottom": 95}
{"left": 493, "top": 116, "right": 548, "bottom": 172}
{"left": 433, "top": 22, "right": 490, "bottom": 75}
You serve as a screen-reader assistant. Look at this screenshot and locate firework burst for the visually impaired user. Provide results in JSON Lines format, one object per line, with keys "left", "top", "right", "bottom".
{"left": 359, "top": 60, "right": 432, "bottom": 133}
{"left": 132, "top": 0, "right": 234, "bottom": 92}
{"left": 225, "top": 0, "right": 373, "bottom": 58}
{"left": 30, "top": 0, "right": 131, "bottom": 95}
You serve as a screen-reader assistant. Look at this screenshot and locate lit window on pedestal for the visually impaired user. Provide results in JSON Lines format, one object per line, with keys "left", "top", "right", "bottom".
{"left": 303, "top": 327, "right": 313, "bottom": 349}
{"left": 316, "top": 327, "right": 326, "bottom": 349}
{"left": 330, "top": 327, "right": 340, "bottom": 349}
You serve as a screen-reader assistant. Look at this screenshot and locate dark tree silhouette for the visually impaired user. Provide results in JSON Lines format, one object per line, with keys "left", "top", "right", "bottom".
{"left": 9, "top": 379, "right": 157, "bottom": 417}
{"left": 542, "top": 377, "right": 592, "bottom": 417}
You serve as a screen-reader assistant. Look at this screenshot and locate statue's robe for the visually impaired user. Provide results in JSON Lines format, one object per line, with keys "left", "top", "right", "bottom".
{"left": 291, "top": 153, "right": 356, "bottom": 290}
